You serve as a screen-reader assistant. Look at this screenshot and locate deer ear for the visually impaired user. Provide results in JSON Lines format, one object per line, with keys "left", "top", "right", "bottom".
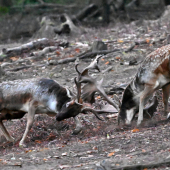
{"left": 113, "top": 94, "right": 121, "bottom": 108}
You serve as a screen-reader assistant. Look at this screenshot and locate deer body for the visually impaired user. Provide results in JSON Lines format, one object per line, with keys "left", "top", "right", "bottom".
{"left": 0, "top": 78, "right": 82, "bottom": 147}
{"left": 119, "top": 44, "right": 170, "bottom": 125}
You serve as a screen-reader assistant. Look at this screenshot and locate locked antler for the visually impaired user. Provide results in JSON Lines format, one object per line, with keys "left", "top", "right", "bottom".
{"left": 74, "top": 56, "right": 119, "bottom": 120}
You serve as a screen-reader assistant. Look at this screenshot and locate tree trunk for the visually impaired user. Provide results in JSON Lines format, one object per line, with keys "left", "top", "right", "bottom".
{"left": 102, "top": 0, "right": 110, "bottom": 24}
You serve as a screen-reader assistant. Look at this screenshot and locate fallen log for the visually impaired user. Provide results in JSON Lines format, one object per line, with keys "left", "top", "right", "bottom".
{"left": 0, "top": 38, "right": 68, "bottom": 60}
{"left": 1, "top": 38, "right": 51, "bottom": 58}
{"left": 30, "top": 46, "right": 57, "bottom": 59}
{"left": 97, "top": 158, "right": 170, "bottom": 170}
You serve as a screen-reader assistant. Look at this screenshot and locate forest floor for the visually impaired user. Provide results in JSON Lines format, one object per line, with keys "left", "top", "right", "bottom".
{"left": 1, "top": 10, "right": 170, "bottom": 170}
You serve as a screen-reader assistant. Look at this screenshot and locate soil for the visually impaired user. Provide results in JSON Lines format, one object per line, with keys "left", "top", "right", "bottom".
{"left": 1, "top": 12, "right": 170, "bottom": 170}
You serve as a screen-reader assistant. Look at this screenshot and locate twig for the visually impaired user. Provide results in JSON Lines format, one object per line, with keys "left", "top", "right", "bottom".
{"left": 5, "top": 64, "right": 46, "bottom": 72}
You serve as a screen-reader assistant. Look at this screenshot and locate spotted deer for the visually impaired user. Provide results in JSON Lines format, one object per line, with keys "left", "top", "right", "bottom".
{"left": 0, "top": 56, "right": 118, "bottom": 147}
{"left": 114, "top": 44, "right": 170, "bottom": 126}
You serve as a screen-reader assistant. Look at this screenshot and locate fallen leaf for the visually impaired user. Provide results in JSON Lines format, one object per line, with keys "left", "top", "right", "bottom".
{"left": 56, "top": 51, "right": 61, "bottom": 55}
{"left": 75, "top": 48, "right": 80, "bottom": 53}
{"left": 101, "top": 58, "right": 105, "bottom": 61}
{"left": 115, "top": 56, "right": 121, "bottom": 60}
{"left": 131, "top": 129, "right": 139, "bottom": 133}
{"left": 25, "top": 150, "right": 32, "bottom": 153}
{"left": 146, "top": 39, "right": 150, "bottom": 43}
{"left": 69, "top": 54, "right": 73, "bottom": 57}
{"left": 143, "top": 168, "right": 147, "bottom": 170}
{"left": 92, "top": 146, "right": 98, "bottom": 150}
{"left": 117, "top": 39, "right": 124, "bottom": 43}
{"left": 43, "top": 158, "right": 48, "bottom": 161}
{"left": 10, "top": 56, "right": 19, "bottom": 61}
{"left": 87, "top": 150, "right": 93, "bottom": 154}
{"left": 74, "top": 164, "right": 83, "bottom": 167}
{"left": 0, "top": 159, "right": 3, "bottom": 161}
{"left": 108, "top": 151, "right": 115, "bottom": 157}
{"left": 35, "top": 140, "right": 42, "bottom": 144}
{"left": 142, "top": 149, "right": 146, "bottom": 153}
{"left": 47, "top": 57, "right": 52, "bottom": 60}
{"left": 96, "top": 96, "right": 101, "bottom": 99}
{"left": 105, "top": 61, "right": 109, "bottom": 65}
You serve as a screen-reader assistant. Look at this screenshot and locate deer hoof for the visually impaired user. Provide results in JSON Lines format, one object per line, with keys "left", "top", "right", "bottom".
{"left": 19, "top": 142, "right": 27, "bottom": 148}
{"left": 137, "top": 120, "right": 142, "bottom": 126}
{"left": 72, "top": 127, "right": 82, "bottom": 135}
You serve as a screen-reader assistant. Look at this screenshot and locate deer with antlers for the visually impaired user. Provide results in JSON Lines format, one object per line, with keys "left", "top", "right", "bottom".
{"left": 114, "top": 44, "right": 170, "bottom": 126}
{"left": 0, "top": 56, "right": 119, "bottom": 147}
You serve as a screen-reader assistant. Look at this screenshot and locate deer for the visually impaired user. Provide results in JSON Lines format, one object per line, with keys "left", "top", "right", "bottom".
{"left": 0, "top": 56, "right": 119, "bottom": 148}
{"left": 113, "top": 44, "right": 170, "bottom": 126}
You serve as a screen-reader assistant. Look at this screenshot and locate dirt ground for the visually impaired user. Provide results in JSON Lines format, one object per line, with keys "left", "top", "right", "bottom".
{"left": 1, "top": 9, "right": 170, "bottom": 170}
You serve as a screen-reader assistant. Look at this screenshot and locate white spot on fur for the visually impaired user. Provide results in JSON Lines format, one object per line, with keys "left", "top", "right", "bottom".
{"left": 48, "top": 97, "right": 57, "bottom": 112}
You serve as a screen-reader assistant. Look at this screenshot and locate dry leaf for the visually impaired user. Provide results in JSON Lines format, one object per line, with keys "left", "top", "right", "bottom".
{"left": 143, "top": 168, "right": 148, "bottom": 170}
{"left": 92, "top": 146, "right": 98, "bottom": 150}
{"left": 35, "top": 140, "right": 42, "bottom": 144}
{"left": 131, "top": 129, "right": 139, "bottom": 133}
{"left": 108, "top": 151, "right": 115, "bottom": 157}
{"left": 43, "top": 158, "right": 48, "bottom": 161}
{"left": 10, "top": 56, "right": 19, "bottom": 61}
{"left": 87, "top": 150, "right": 93, "bottom": 154}
{"left": 142, "top": 149, "right": 146, "bottom": 153}
{"left": 75, "top": 164, "right": 83, "bottom": 167}
{"left": 25, "top": 150, "right": 32, "bottom": 153}
{"left": 115, "top": 56, "right": 121, "bottom": 60}
{"left": 75, "top": 48, "right": 80, "bottom": 53}
{"left": 56, "top": 51, "right": 61, "bottom": 55}
{"left": 69, "top": 54, "right": 73, "bottom": 58}
{"left": 117, "top": 39, "right": 124, "bottom": 43}
{"left": 0, "top": 159, "right": 3, "bottom": 161}
{"left": 96, "top": 96, "right": 101, "bottom": 99}
{"left": 146, "top": 39, "right": 150, "bottom": 43}
{"left": 101, "top": 58, "right": 105, "bottom": 61}
{"left": 105, "top": 61, "right": 109, "bottom": 65}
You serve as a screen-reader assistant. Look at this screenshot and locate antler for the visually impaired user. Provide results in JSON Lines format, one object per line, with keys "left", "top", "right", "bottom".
{"left": 81, "top": 107, "right": 117, "bottom": 121}
{"left": 74, "top": 55, "right": 119, "bottom": 120}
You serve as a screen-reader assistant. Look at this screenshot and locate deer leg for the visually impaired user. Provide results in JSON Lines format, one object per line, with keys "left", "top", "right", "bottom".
{"left": 19, "top": 105, "right": 36, "bottom": 147}
{"left": 72, "top": 116, "right": 82, "bottom": 135}
{"left": 162, "top": 84, "right": 170, "bottom": 115}
{"left": 137, "top": 85, "right": 154, "bottom": 126}
{"left": 0, "top": 121, "right": 14, "bottom": 142}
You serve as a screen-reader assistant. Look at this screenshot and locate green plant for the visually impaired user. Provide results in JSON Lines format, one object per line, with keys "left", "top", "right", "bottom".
{"left": 0, "top": 6, "right": 9, "bottom": 14}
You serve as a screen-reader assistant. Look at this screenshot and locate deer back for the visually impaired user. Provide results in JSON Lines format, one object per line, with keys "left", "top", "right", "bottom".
{"left": 0, "top": 78, "right": 72, "bottom": 115}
